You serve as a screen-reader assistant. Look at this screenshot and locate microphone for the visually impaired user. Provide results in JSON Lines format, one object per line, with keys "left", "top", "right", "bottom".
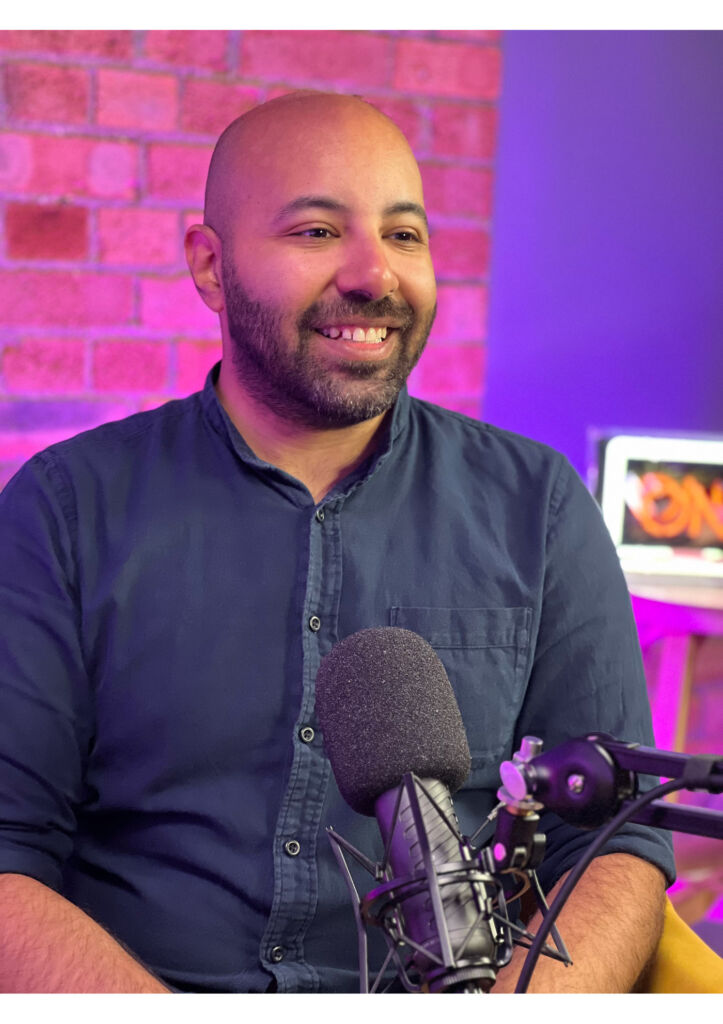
{"left": 316, "top": 626, "right": 508, "bottom": 993}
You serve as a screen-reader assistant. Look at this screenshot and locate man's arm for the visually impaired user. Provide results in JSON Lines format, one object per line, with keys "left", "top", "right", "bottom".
{"left": 0, "top": 874, "right": 170, "bottom": 993}
{"left": 491, "top": 853, "right": 666, "bottom": 993}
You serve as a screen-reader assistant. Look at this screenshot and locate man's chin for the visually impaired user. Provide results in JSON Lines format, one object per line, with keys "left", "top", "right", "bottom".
{"left": 294, "top": 378, "right": 404, "bottom": 429}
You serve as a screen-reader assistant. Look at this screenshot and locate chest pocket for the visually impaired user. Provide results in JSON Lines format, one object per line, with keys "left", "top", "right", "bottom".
{"left": 388, "top": 606, "right": 532, "bottom": 788}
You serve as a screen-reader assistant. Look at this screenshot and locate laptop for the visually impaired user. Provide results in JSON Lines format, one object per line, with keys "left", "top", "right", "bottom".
{"left": 591, "top": 432, "right": 723, "bottom": 604}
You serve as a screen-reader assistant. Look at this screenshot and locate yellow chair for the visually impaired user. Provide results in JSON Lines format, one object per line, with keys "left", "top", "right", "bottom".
{"left": 644, "top": 897, "right": 723, "bottom": 993}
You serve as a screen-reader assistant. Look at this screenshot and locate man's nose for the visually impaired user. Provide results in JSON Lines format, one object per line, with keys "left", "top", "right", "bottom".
{"left": 334, "top": 236, "right": 400, "bottom": 301}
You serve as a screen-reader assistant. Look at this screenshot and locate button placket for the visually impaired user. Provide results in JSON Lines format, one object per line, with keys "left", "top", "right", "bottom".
{"left": 261, "top": 503, "right": 335, "bottom": 991}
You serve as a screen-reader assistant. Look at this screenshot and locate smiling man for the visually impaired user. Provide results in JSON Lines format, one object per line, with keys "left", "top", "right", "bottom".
{"left": 0, "top": 91, "right": 674, "bottom": 993}
{"left": 186, "top": 91, "right": 438, "bottom": 501}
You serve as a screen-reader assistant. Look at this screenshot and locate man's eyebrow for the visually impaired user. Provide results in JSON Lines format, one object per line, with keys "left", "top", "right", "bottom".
{"left": 272, "top": 195, "right": 429, "bottom": 231}
{"left": 272, "top": 195, "right": 347, "bottom": 224}
{"left": 383, "top": 201, "right": 429, "bottom": 231}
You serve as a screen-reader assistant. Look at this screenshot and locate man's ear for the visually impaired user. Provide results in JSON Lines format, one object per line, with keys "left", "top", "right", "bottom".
{"left": 185, "top": 224, "right": 225, "bottom": 313}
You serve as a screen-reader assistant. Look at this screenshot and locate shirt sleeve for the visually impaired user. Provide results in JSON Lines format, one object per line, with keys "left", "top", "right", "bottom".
{"left": 0, "top": 452, "right": 92, "bottom": 890}
{"left": 515, "top": 455, "right": 676, "bottom": 892}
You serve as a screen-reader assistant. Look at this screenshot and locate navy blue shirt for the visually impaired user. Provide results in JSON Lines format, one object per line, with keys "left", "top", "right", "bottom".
{"left": 0, "top": 365, "right": 674, "bottom": 992}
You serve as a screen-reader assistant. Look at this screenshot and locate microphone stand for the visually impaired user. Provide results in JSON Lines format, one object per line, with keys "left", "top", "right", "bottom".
{"left": 503, "top": 734, "right": 723, "bottom": 991}
{"left": 326, "top": 735, "right": 722, "bottom": 993}
{"left": 584, "top": 736, "right": 723, "bottom": 836}
{"left": 327, "top": 772, "right": 572, "bottom": 993}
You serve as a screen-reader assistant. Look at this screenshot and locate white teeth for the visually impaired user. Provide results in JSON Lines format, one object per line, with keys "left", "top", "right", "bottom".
{"left": 318, "top": 325, "right": 390, "bottom": 343}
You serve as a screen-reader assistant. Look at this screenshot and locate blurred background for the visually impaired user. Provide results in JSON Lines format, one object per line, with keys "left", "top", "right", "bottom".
{"left": 0, "top": 28, "right": 721, "bottom": 949}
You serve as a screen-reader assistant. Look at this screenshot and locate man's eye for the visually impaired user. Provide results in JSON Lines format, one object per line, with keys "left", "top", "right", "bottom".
{"left": 294, "top": 228, "right": 334, "bottom": 238}
{"left": 390, "top": 231, "right": 421, "bottom": 243}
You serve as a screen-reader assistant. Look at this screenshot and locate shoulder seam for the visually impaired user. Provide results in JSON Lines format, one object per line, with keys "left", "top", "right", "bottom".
{"left": 545, "top": 453, "right": 571, "bottom": 547}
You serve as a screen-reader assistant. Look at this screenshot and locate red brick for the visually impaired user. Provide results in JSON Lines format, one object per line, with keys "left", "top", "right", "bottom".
{"left": 98, "top": 208, "right": 179, "bottom": 267}
{"left": 143, "top": 30, "right": 229, "bottom": 72}
{"left": 0, "top": 431, "right": 73, "bottom": 463}
{"left": 20, "top": 135, "right": 90, "bottom": 195}
{"left": 431, "top": 103, "right": 497, "bottom": 160}
{"left": 97, "top": 69, "right": 178, "bottom": 132}
{"left": 175, "top": 339, "right": 222, "bottom": 394}
{"left": 5, "top": 135, "right": 139, "bottom": 200}
{"left": 6, "top": 202, "right": 89, "bottom": 260}
{"left": 241, "top": 31, "right": 391, "bottom": 89}
{"left": 394, "top": 40, "right": 501, "bottom": 100}
{"left": 93, "top": 340, "right": 169, "bottom": 391}
{"left": 180, "top": 80, "right": 259, "bottom": 136}
{"left": 421, "top": 163, "right": 493, "bottom": 220}
{"left": 140, "top": 275, "right": 218, "bottom": 334}
{"left": 2, "top": 338, "right": 86, "bottom": 392}
{"left": 430, "top": 285, "right": 488, "bottom": 342}
{"left": 0, "top": 430, "right": 67, "bottom": 463}
{"left": 365, "top": 96, "right": 425, "bottom": 151}
{"left": 430, "top": 226, "right": 490, "bottom": 279}
{"left": 87, "top": 140, "right": 140, "bottom": 199}
{"left": 407, "top": 342, "right": 485, "bottom": 395}
{"left": 0, "top": 399, "right": 136, "bottom": 464}
{"left": 147, "top": 143, "right": 210, "bottom": 201}
{"left": 0, "top": 30, "right": 132, "bottom": 60}
{"left": 0, "top": 271, "right": 134, "bottom": 327}
{"left": 27, "top": 135, "right": 90, "bottom": 195}
{"left": 5, "top": 63, "right": 90, "bottom": 124}
{"left": 0, "top": 133, "right": 32, "bottom": 191}
{"left": 183, "top": 210, "right": 204, "bottom": 233}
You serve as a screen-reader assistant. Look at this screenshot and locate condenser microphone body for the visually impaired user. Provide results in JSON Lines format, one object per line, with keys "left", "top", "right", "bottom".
{"left": 316, "top": 626, "right": 502, "bottom": 993}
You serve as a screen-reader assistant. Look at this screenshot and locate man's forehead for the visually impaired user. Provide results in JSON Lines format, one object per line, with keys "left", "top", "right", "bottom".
{"left": 205, "top": 92, "right": 423, "bottom": 233}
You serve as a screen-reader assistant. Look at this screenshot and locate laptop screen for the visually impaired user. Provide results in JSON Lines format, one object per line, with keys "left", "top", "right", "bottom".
{"left": 595, "top": 434, "right": 723, "bottom": 583}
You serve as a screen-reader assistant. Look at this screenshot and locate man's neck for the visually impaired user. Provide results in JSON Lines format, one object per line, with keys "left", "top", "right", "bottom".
{"left": 215, "top": 363, "right": 390, "bottom": 504}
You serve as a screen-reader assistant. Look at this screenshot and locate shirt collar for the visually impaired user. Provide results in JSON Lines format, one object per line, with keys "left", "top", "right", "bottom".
{"left": 200, "top": 361, "right": 411, "bottom": 496}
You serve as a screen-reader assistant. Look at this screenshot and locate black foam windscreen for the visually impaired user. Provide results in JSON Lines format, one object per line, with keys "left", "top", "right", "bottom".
{"left": 315, "top": 627, "right": 472, "bottom": 816}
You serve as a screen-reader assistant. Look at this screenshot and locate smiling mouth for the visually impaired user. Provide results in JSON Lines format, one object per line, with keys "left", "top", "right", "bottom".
{"left": 314, "top": 325, "right": 391, "bottom": 344}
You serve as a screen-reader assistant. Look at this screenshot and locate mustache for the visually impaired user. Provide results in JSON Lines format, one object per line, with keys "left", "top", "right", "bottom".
{"left": 298, "top": 297, "right": 415, "bottom": 330}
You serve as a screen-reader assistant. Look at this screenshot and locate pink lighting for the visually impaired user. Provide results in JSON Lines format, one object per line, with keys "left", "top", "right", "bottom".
{"left": 0, "top": 27, "right": 721, "bottom": 954}
{"left": 0, "top": 29, "right": 500, "bottom": 490}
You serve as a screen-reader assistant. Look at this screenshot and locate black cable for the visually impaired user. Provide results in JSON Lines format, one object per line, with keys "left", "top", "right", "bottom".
{"left": 515, "top": 775, "right": 687, "bottom": 993}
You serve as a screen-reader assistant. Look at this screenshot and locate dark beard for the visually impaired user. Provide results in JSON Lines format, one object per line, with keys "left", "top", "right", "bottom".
{"left": 222, "top": 267, "right": 436, "bottom": 429}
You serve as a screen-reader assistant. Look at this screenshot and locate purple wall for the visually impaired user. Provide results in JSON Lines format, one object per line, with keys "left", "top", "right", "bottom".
{"left": 484, "top": 30, "right": 723, "bottom": 479}
{"left": 485, "top": 32, "right": 723, "bottom": 932}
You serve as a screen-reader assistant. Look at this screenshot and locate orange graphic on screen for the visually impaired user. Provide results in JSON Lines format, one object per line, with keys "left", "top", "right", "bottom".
{"left": 625, "top": 471, "right": 723, "bottom": 541}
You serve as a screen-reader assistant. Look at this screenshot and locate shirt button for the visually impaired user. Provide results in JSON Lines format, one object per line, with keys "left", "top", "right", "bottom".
{"left": 270, "top": 945, "right": 285, "bottom": 963}
{"left": 284, "top": 839, "right": 301, "bottom": 857}
{"left": 315, "top": 508, "right": 325, "bottom": 522}
{"left": 308, "top": 615, "right": 321, "bottom": 632}
{"left": 299, "top": 725, "right": 315, "bottom": 743}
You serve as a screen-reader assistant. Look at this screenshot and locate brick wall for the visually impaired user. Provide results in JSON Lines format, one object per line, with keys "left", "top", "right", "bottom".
{"left": 0, "top": 29, "right": 501, "bottom": 487}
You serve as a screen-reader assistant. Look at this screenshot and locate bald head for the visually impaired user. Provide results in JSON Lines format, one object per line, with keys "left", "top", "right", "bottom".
{"left": 203, "top": 91, "right": 420, "bottom": 246}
